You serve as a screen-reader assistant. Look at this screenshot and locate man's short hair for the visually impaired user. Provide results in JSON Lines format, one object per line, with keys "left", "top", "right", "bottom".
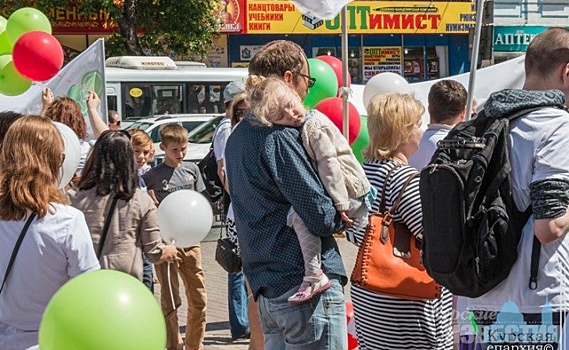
{"left": 159, "top": 123, "right": 187, "bottom": 145}
{"left": 248, "top": 40, "right": 305, "bottom": 79}
{"left": 428, "top": 80, "right": 467, "bottom": 124}
{"left": 525, "top": 27, "right": 569, "bottom": 78}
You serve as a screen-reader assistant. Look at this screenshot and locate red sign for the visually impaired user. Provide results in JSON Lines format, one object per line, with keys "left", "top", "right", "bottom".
{"left": 220, "top": 0, "right": 245, "bottom": 33}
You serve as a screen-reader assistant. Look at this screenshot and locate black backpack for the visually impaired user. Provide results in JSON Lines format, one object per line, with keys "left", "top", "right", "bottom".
{"left": 419, "top": 106, "right": 549, "bottom": 298}
{"left": 198, "top": 118, "right": 230, "bottom": 204}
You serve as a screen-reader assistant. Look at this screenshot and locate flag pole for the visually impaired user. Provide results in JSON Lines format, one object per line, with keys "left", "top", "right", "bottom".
{"left": 466, "top": 0, "right": 485, "bottom": 119}
{"left": 341, "top": 5, "right": 350, "bottom": 140}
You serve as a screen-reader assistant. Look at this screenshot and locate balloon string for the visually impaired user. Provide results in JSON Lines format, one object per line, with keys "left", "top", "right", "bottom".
{"left": 167, "top": 261, "right": 177, "bottom": 313}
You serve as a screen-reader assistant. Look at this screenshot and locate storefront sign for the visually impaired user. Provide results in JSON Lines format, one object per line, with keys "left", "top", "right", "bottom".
{"left": 493, "top": 26, "right": 549, "bottom": 52}
{"left": 363, "top": 46, "right": 402, "bottom": 82}
{"left": 246, "top": 1, "right": 475, "bottom": 34}
{"left": 220, "top": 0, "right": 246, "bottom": 33}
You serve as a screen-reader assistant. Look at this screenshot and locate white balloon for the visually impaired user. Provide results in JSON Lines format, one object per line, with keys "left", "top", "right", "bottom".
{"left": 363, "top": 72, "right": 412, "bottom": 109}
{"left": 54, "top": 122, "right": 81, "bottom": 189}
{"left": 157, "top": 190, "right": 213, "bottom": 247}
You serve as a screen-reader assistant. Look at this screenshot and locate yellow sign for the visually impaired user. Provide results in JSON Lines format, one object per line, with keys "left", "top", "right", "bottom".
{"left": 246, "top": 1, "right": 476, "bottom": 34}
{"left": 129, "top": 88, "right": 143, "bottom": 98}
{"left": 363, "top": 47, "right": 403, "bottom": 82}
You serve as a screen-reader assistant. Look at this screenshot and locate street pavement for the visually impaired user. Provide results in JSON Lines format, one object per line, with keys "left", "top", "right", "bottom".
{"left": 155, "top": 224, "right": 358, "bottom": 350}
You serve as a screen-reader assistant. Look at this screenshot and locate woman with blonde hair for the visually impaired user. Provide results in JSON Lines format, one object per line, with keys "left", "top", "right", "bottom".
{"left": 0, "top": 115, "right": 100, "bottom": 350}
{"left": 346, "top": 93, "right": 453, "bottom": 349}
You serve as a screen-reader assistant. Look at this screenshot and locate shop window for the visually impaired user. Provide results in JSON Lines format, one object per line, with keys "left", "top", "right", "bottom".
{"left": 403, "top": 47, "right": 441, "bottom": 82}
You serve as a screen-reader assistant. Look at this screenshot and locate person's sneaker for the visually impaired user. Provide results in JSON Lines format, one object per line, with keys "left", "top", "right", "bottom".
{"left": 288, "top": 272, "right": 332, "bottom": 304}
{"left": 231, "top": 332, "right": 251, "bottom": 341}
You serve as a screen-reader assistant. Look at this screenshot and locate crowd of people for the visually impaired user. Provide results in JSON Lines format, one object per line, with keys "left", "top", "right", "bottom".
{"left": 2, "top": 26, "right": 569, "bottom": 350}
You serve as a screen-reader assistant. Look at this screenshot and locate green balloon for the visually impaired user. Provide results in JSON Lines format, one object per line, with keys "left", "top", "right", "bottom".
{"left": 304, "top": 58, "right": 338, "bottom": 109}
{"left": 82, "top": 70, "right": 104, "bottom": 96}
{"left": 0, "top": 16, "right": 7, "bottom": 33}
{"left": 6, "top": 7, "right": 52, "bottom": 45}
{"left": 351, "top": 115, "right": 369, "bottom": 164}
{"left": 39, "top": 270, "right": 166, "bottom": 350}
{"left": 0, "top": 54, "right": 31, "bottom": 96}
{"left": 0, "top": 32, "right": 12, "bottom": 55}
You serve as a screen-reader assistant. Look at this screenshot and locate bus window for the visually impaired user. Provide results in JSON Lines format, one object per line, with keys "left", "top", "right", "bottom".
{"left": 155, "top": 85, "right": 182, "bottom": 114}
{"left": 107, "top": 95, "right": 117, "bottom": 114}
{"left": 124, "top": 84, "right": 153, "bottom": 119}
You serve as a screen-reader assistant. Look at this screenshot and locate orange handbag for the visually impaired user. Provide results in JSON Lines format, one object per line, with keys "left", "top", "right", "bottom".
{"left": 350, "top": 166, "right": 441, "bottom": 300}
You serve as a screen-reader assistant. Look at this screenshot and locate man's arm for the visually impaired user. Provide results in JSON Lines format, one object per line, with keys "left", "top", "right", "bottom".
{"left": 531, "top": 179, "right": 569, "bottom": 244}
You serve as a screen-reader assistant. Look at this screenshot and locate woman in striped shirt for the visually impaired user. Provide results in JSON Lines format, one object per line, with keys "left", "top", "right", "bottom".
{"left": 346, "top": 93, "right": 453, "bottom": 349}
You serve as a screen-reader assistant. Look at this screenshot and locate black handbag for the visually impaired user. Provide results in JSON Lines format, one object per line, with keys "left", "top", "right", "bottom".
{"left": 215, "top": 221, "right": 242, "bottom": 274}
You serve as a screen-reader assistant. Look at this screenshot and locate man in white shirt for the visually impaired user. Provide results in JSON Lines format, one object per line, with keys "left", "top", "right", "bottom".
{"left": 408, "top": 79, "right": 467, "bottom": 170}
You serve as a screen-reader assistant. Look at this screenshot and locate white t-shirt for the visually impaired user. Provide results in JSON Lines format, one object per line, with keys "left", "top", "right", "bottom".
{"left": 467, "top": 107, "right": 569, "bottom": 313}
{"left": 214, "top": 117, "right": 233, "bottom": 219}
{"left": 77, "top": 139, "right": 95, "bottom": 175}
{"left": 408, "top": 123, "right": 453, "bottom": 170}
{"left": 0, "top": 204, "right": 100, "bottom": 350}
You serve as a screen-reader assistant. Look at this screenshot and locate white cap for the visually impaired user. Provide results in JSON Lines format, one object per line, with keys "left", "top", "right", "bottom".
{"left": 223, "top": 79, "right": 246, "bottom": 103}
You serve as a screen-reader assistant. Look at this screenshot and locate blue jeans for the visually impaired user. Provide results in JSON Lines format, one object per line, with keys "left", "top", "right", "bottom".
{"left": 142, "top": 253, "right": 153, "bottom": 292}
{"left": 228, "top": 271, "right": 250, "bottom": 338}
{"left": 257, "top": 278, "right": 347, "bottom": 350}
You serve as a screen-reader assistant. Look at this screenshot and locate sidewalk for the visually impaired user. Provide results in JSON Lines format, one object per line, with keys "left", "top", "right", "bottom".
{"left": 155, "top": 235, "right": 358, "bottom": 350}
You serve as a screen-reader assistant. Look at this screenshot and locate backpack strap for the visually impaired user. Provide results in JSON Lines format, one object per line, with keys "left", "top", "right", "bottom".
{"left": 97, "top": 197, "right": 120, "bottom": 259}
{"left": 379, "top": 163, "right": 403, "bottom": 214}
{"left": 0, "top": 213, "right": 36, "bottom": 295}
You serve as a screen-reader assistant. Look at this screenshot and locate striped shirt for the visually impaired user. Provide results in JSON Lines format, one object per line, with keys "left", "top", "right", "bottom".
{"left": 346, "top": 159, "right": 453, "bottom": 350}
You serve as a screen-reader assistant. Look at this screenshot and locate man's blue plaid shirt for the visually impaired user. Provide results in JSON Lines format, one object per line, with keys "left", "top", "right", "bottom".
{"left": 225, "top": 116, "right": 347, "bottom": 299}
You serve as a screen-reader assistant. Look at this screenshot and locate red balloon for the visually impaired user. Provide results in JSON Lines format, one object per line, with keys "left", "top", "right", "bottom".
{"left": 12, "top": 31, "right": 63, "bottom": 82}
{"left": 348, "top": 333, "right": 358, "bottom": 350}
{"left": 316, "top": 55, "right": 351, "bottom": 89}
{"left": 314, "top": 97, "right": 361, "bottom": 144}
{"left": 346, "top": 301, "right": 354, "bottom": 321}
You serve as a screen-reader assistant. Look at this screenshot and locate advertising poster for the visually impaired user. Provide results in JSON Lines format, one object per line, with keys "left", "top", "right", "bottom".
{"left": 362, "top": 46, "right": 402, "bottom": 82}
{"left": 245, "top": 1, "right": 475, "bottom": 34}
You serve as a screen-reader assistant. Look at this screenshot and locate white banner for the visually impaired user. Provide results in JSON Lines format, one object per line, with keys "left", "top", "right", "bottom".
{"left": 291, "top": 0, "right": 354, "bottom": 20}
{"left": 349, "top": 55, "right": 526, "bottom": 127}
{"left": 0, "top": 38, "right": 107, "bottom": 140}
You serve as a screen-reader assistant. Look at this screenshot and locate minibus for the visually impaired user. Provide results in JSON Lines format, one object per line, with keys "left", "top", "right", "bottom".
{"left": 105, "top": 56, "right": 248, "bottom": 122}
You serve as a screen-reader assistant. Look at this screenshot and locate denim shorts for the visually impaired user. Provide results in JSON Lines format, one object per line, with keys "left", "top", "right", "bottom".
{"left": 257, "top": 278, "right": 347, "bottom": 350}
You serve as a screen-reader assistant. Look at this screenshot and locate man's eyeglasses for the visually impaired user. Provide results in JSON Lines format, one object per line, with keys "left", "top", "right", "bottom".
{"left": 296, "top": 73, "right": 316, "bottom": 88}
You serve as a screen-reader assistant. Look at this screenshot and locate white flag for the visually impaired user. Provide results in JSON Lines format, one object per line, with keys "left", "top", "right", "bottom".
{"left": 0, "top": 38, "right": 107, "bottom": 140}
{"left": 291, "top": 0, "right": 353, "bottom": 20}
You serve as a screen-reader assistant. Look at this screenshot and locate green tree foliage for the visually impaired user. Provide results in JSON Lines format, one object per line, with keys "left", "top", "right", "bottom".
{"left": 3, "top": 0, "right": 222, "bottom": 57}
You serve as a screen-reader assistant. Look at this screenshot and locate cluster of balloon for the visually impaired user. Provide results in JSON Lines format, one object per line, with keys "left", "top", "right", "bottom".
{"left": 0, "top": 7, "right": 64, "bottom": 96}
{"left": 156, "top": 190, "right": 214, "bottom": 247}
{"left": 305, "top": 55, "right": 368, "bottom": 160}
{"left": 39, "top": 270, "right": 167, "bottom": 350}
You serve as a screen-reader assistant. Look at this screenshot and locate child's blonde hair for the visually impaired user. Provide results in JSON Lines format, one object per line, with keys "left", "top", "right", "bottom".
{"left": 248, "top": 76, "right": 302, "bottom": 127}
{"left": 159, "top": 123, "right": 188, "bottom": 145}
{"left": 129, "top": 128, "right": 153, "bottom": 148}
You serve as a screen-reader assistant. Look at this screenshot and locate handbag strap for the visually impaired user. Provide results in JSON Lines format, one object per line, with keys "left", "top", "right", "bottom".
{"left": 387, "top": 173, "right": 420, "bottom": 216}
{"left": 378, "top": 163, "right": 403, "bottom": 213}
{"left": 97, "top": 197, "right": 119, "bottom": 259}
{"left": 0, "top": 212, "right": 36, "bottom": 295}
